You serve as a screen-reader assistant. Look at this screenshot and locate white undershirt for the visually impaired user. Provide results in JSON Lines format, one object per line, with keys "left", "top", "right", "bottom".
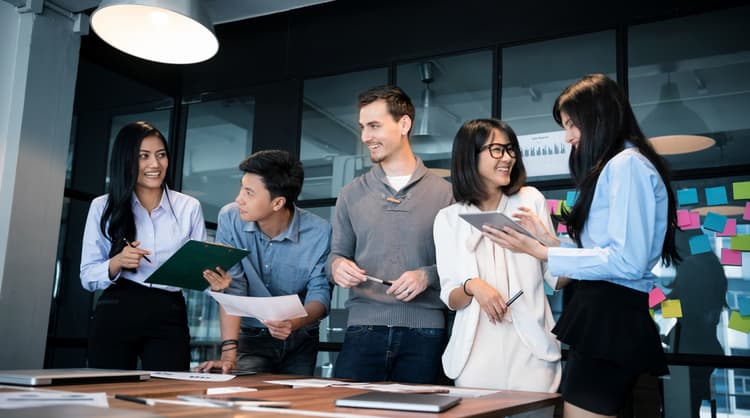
{"left": 386, "top": 175, "right": 411, "bottom": 192}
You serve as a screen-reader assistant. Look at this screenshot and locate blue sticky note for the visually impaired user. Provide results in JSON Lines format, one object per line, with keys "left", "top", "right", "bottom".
{"left": 688, "top": 234, "right": 711, "bottom": 255}
{"left": 703, "top": 212, "right": 728, "bottom": 232}
{"left": 739, "top": 296, "right": 750, "bottom": 317}
{"left": 705, "top": 186, "right": 728, "bottom": 206}
{"left": 544, "top": 281, "right": 554, "bottom": 296}
{"left": 677, "top": 188, "right": 699, "bottom": 206}
{"left": 566, "top": 191, "right": 578, "bottom": 207}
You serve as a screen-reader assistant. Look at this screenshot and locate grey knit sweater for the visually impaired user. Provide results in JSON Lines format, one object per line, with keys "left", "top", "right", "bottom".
{"left": 328, "top": 158, "right": 454, "bottom": 329}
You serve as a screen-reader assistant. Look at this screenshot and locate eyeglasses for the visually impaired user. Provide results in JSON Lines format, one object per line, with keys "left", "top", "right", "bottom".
{"left": 479, "top": 143, "right": 517, "bottom": 159}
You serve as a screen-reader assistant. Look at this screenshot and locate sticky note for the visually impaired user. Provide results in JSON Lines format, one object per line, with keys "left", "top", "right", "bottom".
{"left": 677, "top": 210, "right": 691, "bottom": 227}
{"left": 661, "top": 299, "right": 683, "bottom": 318}
{"left": 557, "top": 223, "right": 568, "bottom": 234}
{"left": 729, "top": 311, "right": 750, "bottom": 333}
{"left": 648, "top": 287, "right": 666, "bottom": 308}
{"left": 546, "top": 199, "right": 561, "bottom": 216}
{"left": 566, "top": 191, "right": 578, "bottom": 207}
{"left": 734, "top": 181, "right": 750, "bottom": 200}
{"left": 649, "top": 309, "right": 654, "bottom": 319}
{"left": 544, "top": 282, "right": 554, "bottom": 296}
{"left": 730, "top": 235, "right": 750, "bottom": 251}
{"left": 739, "top": 296, "right": 750, "bottom": 316}
{"left": 722, "top": 248, "right": 742, "bottom": 266}
{"left": 680, "top": 212, "right": 701, "bottom": 231}
{"left": 717, "top": 219, "right": 737, "bottom": 237}
{"left": 705, "top": 186, "right": 729, "bottom": 205}
{"left": 688, "top": 234, "right": 711, "bottom": 255}
{"left": 677, "top": 188, "right": 699, "bottom": 206}
{"left": 703, "top": 212, "right": 728, "bottom": 232}
{"left": 745, "top": 202, "right": 750, "bottom": 221}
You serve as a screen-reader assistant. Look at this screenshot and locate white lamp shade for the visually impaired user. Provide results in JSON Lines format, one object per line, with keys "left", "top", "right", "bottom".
{"left": 91, "top": 0, "right": 219, "bottom": 64}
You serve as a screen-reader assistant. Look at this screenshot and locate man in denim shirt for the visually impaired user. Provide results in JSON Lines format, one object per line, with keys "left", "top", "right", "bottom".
{"left": 196, "top": 150, "right": 332, "bottom": 375}
{"left": 329, "top": 86, "right": 453, "bottom": 383}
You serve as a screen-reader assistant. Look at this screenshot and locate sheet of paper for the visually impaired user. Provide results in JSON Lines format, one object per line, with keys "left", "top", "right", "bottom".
{"left": 705, "top": 186, "right": 729, "bottom": 205}
{"left": 264, "top": 378, "right": 352, "bottom": 388}
{"left": 0, "top": 390, "right": 108, "bottom": 409}
{"left": 150, "top": 371, "right": 236, "bottom": 382}
{"left": 206, "top": 386, "right": 258, "bottom": 395}
{"left": 209, "top": 292, "right": 307, "bottom": 321}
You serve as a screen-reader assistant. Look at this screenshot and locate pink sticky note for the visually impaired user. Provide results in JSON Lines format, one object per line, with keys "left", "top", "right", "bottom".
{"left": 745, "top": 202, "right": 750, "bottom": 221}
{"left": 648, "top": 287, "right": 666, "bottom": 308}
{"left": 722, "top": 248, "right": 743, "bottom": 266}
{"left": 546, "top": 199, "right": 560, "bottom": 215}
{"left": 717, "top": 218, "right": 737, "bottom": 237}
{"left": 677, "top": 210, "right": 691, "bottom": 227}
{"left": 680, "top": 212, "right": 701, "bottom": 230}
{"left": 557, "top": 223, "right": 568, "bottom": 234}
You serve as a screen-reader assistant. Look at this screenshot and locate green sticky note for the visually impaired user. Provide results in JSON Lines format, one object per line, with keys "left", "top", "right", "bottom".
{"left": 734, "top": 181, "right": 750, "bottom": 200}
{"left": 729, "top": 311, "right": 750, "bottom": 334}
{"left": 661, "top": 299, "right": 683, "bottom": 318}
{"left": 731, "top": 235, "right": 750, "bottom": 251}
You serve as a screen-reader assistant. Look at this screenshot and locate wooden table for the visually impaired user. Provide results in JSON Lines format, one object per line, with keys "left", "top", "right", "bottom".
{"left": 3, "top": 374, "right": 561, "bottom": 417}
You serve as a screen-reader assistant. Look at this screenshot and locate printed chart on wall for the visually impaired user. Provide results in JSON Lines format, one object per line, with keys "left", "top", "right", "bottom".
{"left": 517, "top": 130, "right": 570, "bottom": 178}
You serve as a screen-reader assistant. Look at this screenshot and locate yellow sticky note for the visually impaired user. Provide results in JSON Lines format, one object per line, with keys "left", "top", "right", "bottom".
{"left": 731, "top": 235, "right": 750, "bottom": 251}
{"left": 649, "top": 309, "right": 654, "bottom": 319}
{"left": 729, "top": 311, "right": 750, "bottom": 334}
{"left": 661, "top": 299, "right": 683, "bottom": 318}
{"left": 734, "top": 181, "right": 750, "bottom": 200}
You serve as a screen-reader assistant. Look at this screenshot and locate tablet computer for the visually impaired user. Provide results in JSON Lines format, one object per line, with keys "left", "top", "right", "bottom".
{"left": 336, "top": 392, "right": 460, "bottom": 413}
{"left": 458, "top": 212, "right": 540, "bottom": 242}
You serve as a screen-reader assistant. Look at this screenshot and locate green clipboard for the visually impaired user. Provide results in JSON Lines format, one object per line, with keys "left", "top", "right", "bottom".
{"left": 144, "top": 240, "right": 249, "bottom": 291}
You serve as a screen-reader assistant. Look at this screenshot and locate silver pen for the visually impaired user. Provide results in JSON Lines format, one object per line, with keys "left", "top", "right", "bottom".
{"left": 365, "top": 275, "right": 393, "bottom": 286}
{"left": 506, "top": 290, "right": 524, "bottom": 306}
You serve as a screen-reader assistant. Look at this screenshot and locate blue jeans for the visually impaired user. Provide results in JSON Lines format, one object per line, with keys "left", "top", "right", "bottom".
{"left": 237, "top": 326, "right": 319, "bottom": 375}
{"left": 334, "top": 325, "right": 445, "bottom": 383}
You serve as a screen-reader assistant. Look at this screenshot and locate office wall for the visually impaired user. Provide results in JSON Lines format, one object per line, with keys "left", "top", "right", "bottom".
{"left": 0, "top": 4, "right": 81, "bottom": 369}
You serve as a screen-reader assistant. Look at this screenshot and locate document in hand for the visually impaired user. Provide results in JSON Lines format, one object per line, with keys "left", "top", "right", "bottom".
{"left": 459, "top": 212, "right": 541, "bottom": 242}
{"left": 335, "top": 392, "right": 461, "bottom": 412}
{"left": 209, "top": 291, "right": 308, "bottom": 321}
{"left": 144, "top": 240, "right": 249, "bottom": 291}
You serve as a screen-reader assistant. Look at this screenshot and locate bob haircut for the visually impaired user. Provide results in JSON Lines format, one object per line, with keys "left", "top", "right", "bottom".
{"left": 450, "top": 118, "right": 526, "bottom": 206}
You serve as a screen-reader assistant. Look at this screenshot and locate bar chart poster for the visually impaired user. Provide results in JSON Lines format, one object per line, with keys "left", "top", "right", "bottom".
{"left": 517, "top": 130, "right": 571, "bottom": 178}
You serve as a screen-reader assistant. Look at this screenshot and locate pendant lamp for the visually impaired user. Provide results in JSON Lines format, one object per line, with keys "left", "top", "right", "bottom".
{"left": 91, "top": 0, "right": 219, "bottom": 64}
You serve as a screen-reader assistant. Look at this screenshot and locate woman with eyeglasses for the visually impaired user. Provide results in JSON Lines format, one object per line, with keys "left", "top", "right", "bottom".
{"left": 433, "top": 119, "right": 562, "bottom": 414}
{"left": 486, "top": 74, "right": 679, "bottom": 417}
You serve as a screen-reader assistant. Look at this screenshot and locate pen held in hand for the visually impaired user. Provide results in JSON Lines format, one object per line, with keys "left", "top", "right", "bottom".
{"left": 506, "top": 290, "right": 524, "bottom": 306}
{"left": 123, "top": 237, "right": 152, "bottom": 263}
{"left": 365, "top": 275, "right": 392, "bottom": 286}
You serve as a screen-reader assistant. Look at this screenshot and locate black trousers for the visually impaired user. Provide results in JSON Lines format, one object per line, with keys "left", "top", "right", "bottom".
{"left": 88, "top": 279, "right": 190, "bottom": 371}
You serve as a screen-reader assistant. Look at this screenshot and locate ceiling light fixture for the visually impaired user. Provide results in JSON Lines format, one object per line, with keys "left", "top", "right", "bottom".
{"left": 91, "top": 0, "right": 219, "bottom": 64}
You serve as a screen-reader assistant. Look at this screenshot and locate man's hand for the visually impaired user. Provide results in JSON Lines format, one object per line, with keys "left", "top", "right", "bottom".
{"left": 203, "top": 266, "right": 232, "bottom": 291}
{"left": 262, "top": 319, "right": 297, "bottom": 340}
{"left": 331, "top": 257, "right": 367, "bottom": 288}
{"left": 386, "top": 269, "right": 428, "bottom": 302}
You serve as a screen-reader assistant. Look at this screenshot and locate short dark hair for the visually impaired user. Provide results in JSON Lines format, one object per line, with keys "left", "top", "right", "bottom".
{"left": 358, "top": 85, "right": 416, "bottom": 136}
{"left": 238, "top": 150, "right": 304, "bottom": 210}
{"left": 450, "top": 119, "right": 526, "bottom": 206}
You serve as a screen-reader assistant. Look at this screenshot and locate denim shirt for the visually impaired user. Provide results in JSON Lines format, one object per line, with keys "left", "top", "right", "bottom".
{"left": 218, "top": 203, "right": 332, "bottom": 329}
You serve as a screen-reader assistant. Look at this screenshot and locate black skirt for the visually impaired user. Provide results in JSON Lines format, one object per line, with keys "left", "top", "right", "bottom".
{"left": 552, "top": 280, "right": 668, "bottom": 376}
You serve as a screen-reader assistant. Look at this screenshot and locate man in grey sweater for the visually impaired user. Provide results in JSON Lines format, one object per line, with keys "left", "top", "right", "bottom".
{"left": 329, "top": 85, "right": 453, "bottom": 383}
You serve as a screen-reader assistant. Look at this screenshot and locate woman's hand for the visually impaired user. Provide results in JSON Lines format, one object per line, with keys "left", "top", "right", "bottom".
{"left": 466, "top": 278, "right": 508, "bottom": 324}
{"left": 115, "top": 240, "right": 150, "bottom": 270}
{"left": 203, "top": 266, "right": 232, "bottom": 291}
{"left": 483, "top": 224, "right": 549, "bottom": 261}
{"left": 512, "top": 206, "right": 559, "bottom": 247}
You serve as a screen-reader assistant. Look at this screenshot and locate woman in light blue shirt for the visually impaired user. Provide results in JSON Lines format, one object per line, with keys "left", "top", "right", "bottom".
{"left": 485, "top": 74, "right": 680, "bottom": 418}
{"left": 80, "top": 121, "right": 206, "bottom": 371}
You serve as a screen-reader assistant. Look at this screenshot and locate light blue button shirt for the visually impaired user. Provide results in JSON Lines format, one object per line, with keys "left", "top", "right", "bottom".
{"left": 218, "top": 203, "right": 332, "bottom": 329}
{"left": 547, "top": 147, "right": 669, "bottom": 293}
{"left": 80, "top": 188, "right": 207, "bottom": 292}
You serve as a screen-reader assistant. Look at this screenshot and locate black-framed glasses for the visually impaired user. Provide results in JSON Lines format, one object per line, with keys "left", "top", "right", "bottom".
{"left": 479, "top": 143, "right": 517, "bottom": 159}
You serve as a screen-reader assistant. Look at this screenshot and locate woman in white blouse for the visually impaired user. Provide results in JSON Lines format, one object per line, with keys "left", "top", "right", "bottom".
{"left": 433, "top": 119, "right": 563, "bottom": 408}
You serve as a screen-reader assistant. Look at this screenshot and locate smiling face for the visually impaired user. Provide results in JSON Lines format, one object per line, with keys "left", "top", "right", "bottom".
{"left": 477, "top": 129, "right": 516, "bottom": 192}
{"left": 359, "top": 99, "right": 411, "bottom": 164}
{"left": 560, "top": 111, "right": 581, "bottom": 149}
{"left": 135, "top": 135, "right": 168, "bottom": 194}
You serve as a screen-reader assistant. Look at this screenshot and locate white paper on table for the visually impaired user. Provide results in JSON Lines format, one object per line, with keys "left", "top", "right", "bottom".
{"left": 209, "top": 291, "right": 307, "bottom": 321}
{"left": 150, "top": 371, "right": 235, "bottom": 382}
{"left": 264, "top": 378, "right": 352, "bottom": 388}
{"left": 0, "top": 390, "right": 109, "bottom": 409}
{"left": 206, "top": 386, "right": 258, "bottom": 395}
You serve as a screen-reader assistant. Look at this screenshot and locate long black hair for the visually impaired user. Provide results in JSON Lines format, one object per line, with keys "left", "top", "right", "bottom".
{"left": 552, "top": 74, "right": 680, "bottom": 267}
{"left": 100, "top": 121, "right": 169, "bottom": 259}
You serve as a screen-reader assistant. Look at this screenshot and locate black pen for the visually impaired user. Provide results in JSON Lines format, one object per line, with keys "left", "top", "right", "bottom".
{"left": 365, "top": 275, "right": 393, "bottom": 286}
{"left": 114, "top": 394, "right": 151, "bottom": 406}
{"left": 123, "top": 237, "right": 152, "bottom": 263}
{"left": 506, "top": 290, "right": 524, "bottom": 306}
